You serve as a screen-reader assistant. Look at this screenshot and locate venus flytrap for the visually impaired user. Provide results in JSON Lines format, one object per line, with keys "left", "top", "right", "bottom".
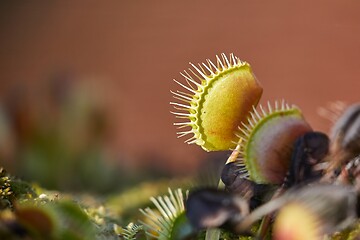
{"left": 171, "top": 54, "right": 263, "bottom": 240}
{"left": 171, "top": 53, "right": 264, "bottom": 239}
{"left": 119, "top": 223, "right": 144, "bottom": 240}
{"left": 235, "top": 101, "right": 312, "bottom": 184}
{"left": 326, "top": 104, "right": 360, "bottom": 174}
{"left": 170, "top": 53, "right": 315, "bottom": 239}
{"left": 140, "top": 188, "right": 191, "bottom": 240}
{"left": 169, "top": 53, "right": 360, "bottom": 239}
{"left": 171, "top": 53, "right": 263, "bottom": 151}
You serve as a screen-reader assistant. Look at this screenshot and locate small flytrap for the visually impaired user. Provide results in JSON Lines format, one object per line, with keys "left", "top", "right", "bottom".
{"left": 160, "top": 53, "right": 360, "bottom": 240}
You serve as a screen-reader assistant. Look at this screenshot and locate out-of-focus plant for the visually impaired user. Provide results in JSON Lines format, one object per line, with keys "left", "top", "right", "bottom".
{"left": 0, "top": 167, "right": 139, "bottom": 239}
{"left": 0, "top": 167, "right": 36, "bottom": 209}
{"left": 0, "top": 73, "right": 129, "bottom": 193}
{"left": 117, "top": 222, "right": 144, "bottom": 240}
{"left": 140, "top": 188, "right": 190, "bottom": 239}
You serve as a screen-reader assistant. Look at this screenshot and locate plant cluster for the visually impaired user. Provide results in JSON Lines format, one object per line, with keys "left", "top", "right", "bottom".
{"left": 168, "top": 53, "right": 360, "bottom": 239}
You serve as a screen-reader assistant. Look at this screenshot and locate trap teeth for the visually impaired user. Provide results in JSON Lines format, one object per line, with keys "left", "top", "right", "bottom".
{"left": 236, "top": 101, "right": 312, "bottom": 184}
{"left": 171, "top": 53, "right": 263, "bottom": 151}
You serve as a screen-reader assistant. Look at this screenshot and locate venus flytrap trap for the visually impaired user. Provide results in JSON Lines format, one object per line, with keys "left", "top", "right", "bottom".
{"left": 273, "top": 202, "right": 320, "bottom": 240}
{"left": 171, "top": 53, "right": 263, "bottom": 151}
{"left": 326, "top": 104, "right": 360, "bottom": 175}
{"left": 235, "top": 101, "right": 311, "bottom": 184}
{"left": 119, "top": 223, "right": 144, "bottom": 240}
{"left": 140, "top": 188, "right": 192, "bottom": 240}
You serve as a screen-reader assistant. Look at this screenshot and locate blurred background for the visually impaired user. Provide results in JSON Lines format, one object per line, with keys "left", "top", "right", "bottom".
{"left": 0, "top": 0, "right": 359, "bottom": 193}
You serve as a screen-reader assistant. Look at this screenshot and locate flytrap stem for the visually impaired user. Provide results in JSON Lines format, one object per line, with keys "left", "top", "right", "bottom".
{"left": 205, "top": 145, "right": 241, "bottom": 240}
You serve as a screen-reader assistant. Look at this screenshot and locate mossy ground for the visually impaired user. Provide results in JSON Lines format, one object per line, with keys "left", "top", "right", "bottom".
{"left": 1, "top": 167, "right": 360, "bottom": 240}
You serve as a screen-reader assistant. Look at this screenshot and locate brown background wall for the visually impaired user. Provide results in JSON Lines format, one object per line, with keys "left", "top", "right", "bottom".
{"left": 1, "top": 1, "right": 360, "bottom": 174}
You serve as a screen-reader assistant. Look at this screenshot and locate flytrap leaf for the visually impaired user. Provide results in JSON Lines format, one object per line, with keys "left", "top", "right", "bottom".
{"left": 235, "top": 101, "right": 312, "bottom": 184}
{"left": 140, "top": 188, "right": 194, "bottom": 240}
{"left": 171, "top": 53, "right": 263, "bottom": 151}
